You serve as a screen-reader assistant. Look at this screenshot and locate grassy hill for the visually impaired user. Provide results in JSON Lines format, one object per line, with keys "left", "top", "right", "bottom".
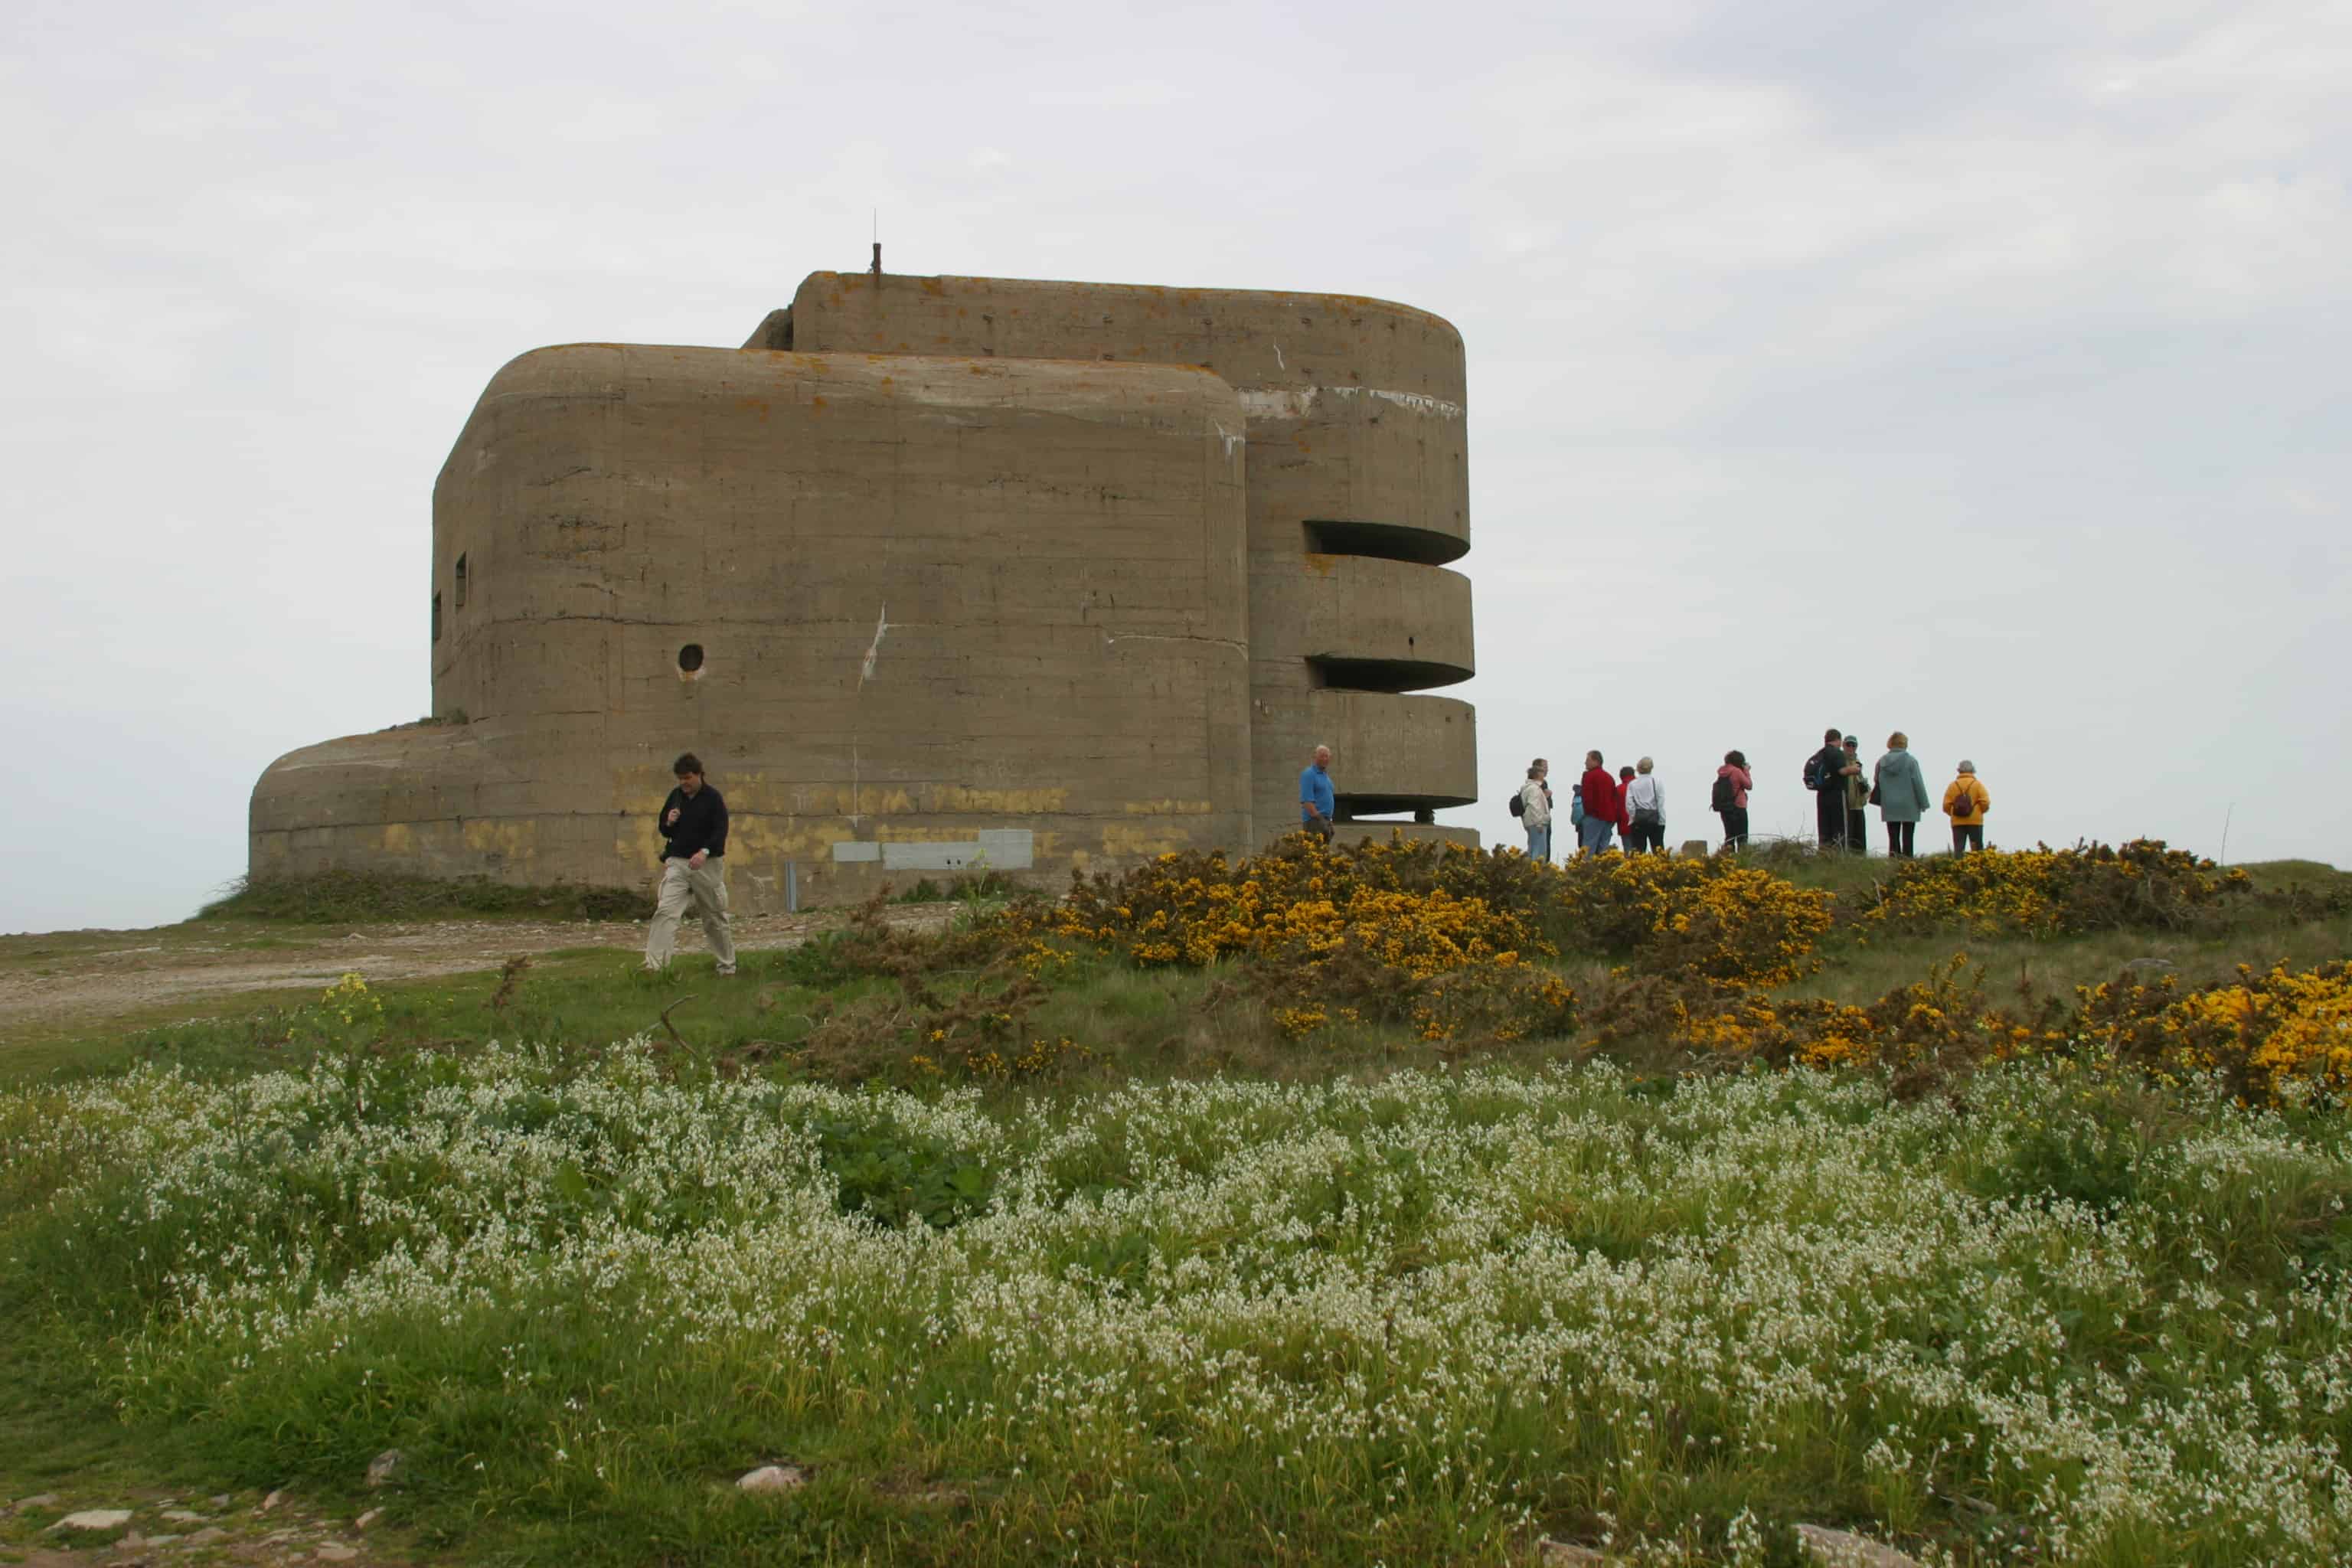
{"left": 3, "top": 841, "right": 2347, "bottom": 1566}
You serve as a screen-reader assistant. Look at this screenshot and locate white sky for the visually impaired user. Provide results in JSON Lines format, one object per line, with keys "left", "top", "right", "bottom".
{"left": 3, "top": 0, "right": 2347, "bottom": 932}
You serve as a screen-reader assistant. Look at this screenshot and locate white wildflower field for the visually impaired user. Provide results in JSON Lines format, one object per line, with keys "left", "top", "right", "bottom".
{"left": 5, "top": 1038, "right": 2350, "bottom": 1565}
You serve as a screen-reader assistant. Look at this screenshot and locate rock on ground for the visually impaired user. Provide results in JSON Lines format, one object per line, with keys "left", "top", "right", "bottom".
{"left": 1539, "top": 1541, "right": 1611, "bottom": 1566}
{"left": 737, "top": 1464, "right": 807, "bottom": 1493}
{"left": 51, "top": 1509, "right": 132, "bottom": 1532}
{"left": 1795, "top": 1524, "right": 1923, "bottom": 1568}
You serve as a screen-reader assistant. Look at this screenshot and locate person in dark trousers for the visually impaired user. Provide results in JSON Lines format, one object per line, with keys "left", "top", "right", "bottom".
{"left": 1577, "top": 751, "right": 1621, "bottom": 854}
{"left": 1806, "top": 727, "right": 1851, "bottom": 851}
{"left": 1841, "top": 734, "right": 1870, "bottom": 853}
{"left": 1872, "top": 732, "right": 1931, "bottom": 858}
{"left": 1624, "top": 756, "right": 1666, "bottom": 853}
{"left": 642, "top": 752, "right": 737, "bottom": 975}
{"left": 1944, "top": 761, "right": 1989, "bottom": 853}
{"left": 1298, "top": 744, "right": 1336, "bottom": 844}
{"left": 1715, "top": 750, "right": 1753, "bottom": 849}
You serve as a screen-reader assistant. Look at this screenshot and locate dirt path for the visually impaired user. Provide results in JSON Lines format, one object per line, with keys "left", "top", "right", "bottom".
{"left": 0, "top": 906, "right": 949, "bottom": 1038}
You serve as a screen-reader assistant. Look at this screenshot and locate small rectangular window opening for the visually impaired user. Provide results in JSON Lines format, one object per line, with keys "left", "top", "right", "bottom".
{"left": 455, "top": 554, "right": 469, "bottom": 608}
{"left": 432, "top": 592, "right": 443, "bottom": 642}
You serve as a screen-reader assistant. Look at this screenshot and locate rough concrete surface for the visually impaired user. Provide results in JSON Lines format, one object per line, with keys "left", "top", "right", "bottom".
{"left": 254, "top": 269, "right": 1478, "bottom": 906}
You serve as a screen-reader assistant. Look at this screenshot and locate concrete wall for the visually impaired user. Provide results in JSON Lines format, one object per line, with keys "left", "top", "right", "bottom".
{"left": 774, "top": 273, "right": 1476, "bottom": 844}
{"left": 254, "top": 345, "right": 1252, "bottom": 908}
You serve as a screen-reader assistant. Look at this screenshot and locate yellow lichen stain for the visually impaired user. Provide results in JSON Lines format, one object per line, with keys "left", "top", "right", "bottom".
{"left": 1099, "top": 823, "right": 1185, "bottom": 859}
{"left": 1302, "top": 552, "right": 1340, "bottom": 576}
{"left": 929, "top": 785, "right": 1069, "bottom": 815}
{"left": 920, "top": 277, "right": 945, "bottom": 296}
{"left": 1122, "top": 799, "right": 1214, "bottom": 815}
{"left": 379, "top": 822, "right": 416, "bottom": 855}
{"left": 462, "top": 818, "right": 537, "bottom": 863}
{"left": 810, "top": 394, "right": 828, "bottom": 410}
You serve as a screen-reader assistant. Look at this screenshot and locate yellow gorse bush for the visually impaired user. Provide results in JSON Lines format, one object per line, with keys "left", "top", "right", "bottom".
{"left": 1864, "top": 840, "right": 2267, "bottom": 937}
{"left": 2079, "top": 961, "right": 2352, "bottom": 1105}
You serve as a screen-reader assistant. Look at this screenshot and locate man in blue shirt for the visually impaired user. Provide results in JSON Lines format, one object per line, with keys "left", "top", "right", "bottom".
{"left": 1298, "top": 744, "right": 1336, "bottom": 844}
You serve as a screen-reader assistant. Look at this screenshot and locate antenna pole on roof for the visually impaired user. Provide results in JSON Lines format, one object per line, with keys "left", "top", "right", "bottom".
{"left": 871, "top": 209, "right": 881, "bottom": 286}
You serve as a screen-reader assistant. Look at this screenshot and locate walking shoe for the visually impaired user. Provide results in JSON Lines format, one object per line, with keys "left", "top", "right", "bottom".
{"left": 715, "top": 965, "right": 737, "bottom": 977}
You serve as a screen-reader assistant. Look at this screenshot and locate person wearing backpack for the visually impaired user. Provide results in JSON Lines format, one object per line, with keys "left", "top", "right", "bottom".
{"left": 1512, "top": 760, "right": 1553, "bottom": 861}
{"left": 1805, "top": 727, "right": 1852, "bottom": 851}
{"left": 1871, "top": 732, "right": 1932, "bottom": 857}
{"left": 1713, "top": 750, "right": 1753, "bottom": 850}
{"left": 1943, "top": 762, "right": 1990, "bottom": 853}
{"left": 1624, "top": 757, "right": 1666, "bottom": 853}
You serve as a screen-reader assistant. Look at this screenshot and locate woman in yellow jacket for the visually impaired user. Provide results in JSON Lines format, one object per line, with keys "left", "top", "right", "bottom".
{"left": 1944, "top": 761, "right": 1989, "bottom": 854}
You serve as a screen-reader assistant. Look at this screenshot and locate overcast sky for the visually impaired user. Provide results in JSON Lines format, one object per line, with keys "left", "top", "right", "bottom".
{"left": 3, "top": 0, "right": 2347, "bottom": 933}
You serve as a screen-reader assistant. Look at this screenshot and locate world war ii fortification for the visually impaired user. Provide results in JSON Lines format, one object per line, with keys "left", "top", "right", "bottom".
{"left": 250, "top": 269, "right": 1479, "bottom": 909}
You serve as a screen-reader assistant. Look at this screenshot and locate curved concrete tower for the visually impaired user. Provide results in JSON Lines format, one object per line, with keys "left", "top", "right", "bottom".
{"left": 756, "top": 273, "right": 1476, "bottom": 841}
{"left": 252, "top": 269, "right": 1475, "bottom": 908}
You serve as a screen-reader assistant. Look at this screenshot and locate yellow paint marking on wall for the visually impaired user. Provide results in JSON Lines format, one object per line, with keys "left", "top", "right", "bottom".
{"left": 379, "top": 822, "right": 416, "bottom": 855}
{"left": 1122, "top": 799, "right": 1214, "bottom": 815}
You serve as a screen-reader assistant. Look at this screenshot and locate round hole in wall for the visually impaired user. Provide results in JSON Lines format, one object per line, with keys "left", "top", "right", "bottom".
{"left": 677, "top": 643, "right": 705, "bottom": 673}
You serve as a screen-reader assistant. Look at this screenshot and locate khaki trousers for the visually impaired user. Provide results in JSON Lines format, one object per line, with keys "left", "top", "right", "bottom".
{"left": 644, "top": 858, "right": 736, "bottom": 971}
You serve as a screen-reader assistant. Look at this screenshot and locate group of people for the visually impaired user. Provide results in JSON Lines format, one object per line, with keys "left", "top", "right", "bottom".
{"left": 637, "top": 733, "right": 2000, "bottom": 977}
{"left": 1504, "top": 730, "right": 1992, "bottom": 861}
{"left": 1509, "top": 752, "right": 1671, "bottom": 858}
{"left": 1795, "top": 728, "right": 1989, "bottom": 858}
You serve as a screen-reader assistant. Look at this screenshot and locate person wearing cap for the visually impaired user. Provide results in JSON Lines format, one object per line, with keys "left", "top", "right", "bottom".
{"left": 1944, "top": 762, "right": 1990, "bottom": 853}
{"left": 1841, "top": 735, "right": 1870, "bottom": 853}
{"left": 1806, "top": 727, "right": 1855, "bottom": 851}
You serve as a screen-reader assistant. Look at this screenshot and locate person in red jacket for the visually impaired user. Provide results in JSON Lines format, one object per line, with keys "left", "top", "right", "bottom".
{"left": 1577, "top": 751, "right": 1622, "bottom": 854}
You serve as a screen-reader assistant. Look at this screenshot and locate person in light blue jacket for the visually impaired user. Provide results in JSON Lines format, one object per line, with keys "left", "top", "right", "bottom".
{"left": 1871, "top": 732, "right": 1932, "bottom": 858}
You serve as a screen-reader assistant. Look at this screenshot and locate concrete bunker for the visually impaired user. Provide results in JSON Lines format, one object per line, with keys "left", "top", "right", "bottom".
{"left": 252, "top": 270, "right": 1479, "bottom": 910}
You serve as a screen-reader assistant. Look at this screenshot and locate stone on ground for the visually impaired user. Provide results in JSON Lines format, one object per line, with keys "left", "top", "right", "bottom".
{"left": 52, "top": 1509, "right": 133, "bottom": 1531}
{"left": 365, "top": 1449, "right": 404, "bottom": 1488}
{"left": 1680, "top": 838, "right": 1711, "bottom": 859}
{"left": 737, "top": 1464, "right": 807, "bottom": 1493}
{"left": 1795, "top": 1524, "right": 1922, "bottom": 1568}
{"left": 315, "top": 1544, "right": 360, "bottom": 1561}
{"left": 356, "top": 1508, "right": 384, "bottom": 1530}
{"left": 185, "top": 1527, "right": 230, "bottom": 1545}
{"left": 1539, "top": 1540, "right": 1610, "bottom": 1565}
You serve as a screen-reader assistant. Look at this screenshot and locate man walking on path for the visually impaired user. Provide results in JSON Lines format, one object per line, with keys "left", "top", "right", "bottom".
{"left": 1577, "top": 751, "right": 1622, "bottom": 854}
{"left": 1841, "top": 735, "right": 1870, "bottom": 852}
{"left": 1807, "top": 727, "right": 1852, "bottom": 851}
{"left": 643, "top": 753, "right": 737, "bottom": 975}
{"left": 1519, "top": 760, "right": 1553, "bottom": 861}
{"left": 1299, "top": 744, "right": 1337, "bottom": 844}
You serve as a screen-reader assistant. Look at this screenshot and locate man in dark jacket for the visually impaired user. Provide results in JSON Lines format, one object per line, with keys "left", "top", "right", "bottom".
{"left": 642, "top": 752, "right": 737, "bottom": 975}
{"left": 1807, "top": 727, "right": 1854, "bottom": 851}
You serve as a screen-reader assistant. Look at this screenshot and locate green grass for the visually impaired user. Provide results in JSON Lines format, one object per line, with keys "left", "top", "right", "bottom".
{"left": 203, "top": 868, "right": 652, "bottom": 923}
{"left": 2, "top": 853, "right": 2347, "bottom": 1566}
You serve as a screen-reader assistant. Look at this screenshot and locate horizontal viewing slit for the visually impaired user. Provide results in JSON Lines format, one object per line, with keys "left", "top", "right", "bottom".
{"left": 1308, "top": 655, "right": 1472, "bottom": 694}
{"left": 1302, "top": 519, "right": 1466, "bottom": 566}
{"left": 1336, "top": 791, "right": 1472, "bottom": 818}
